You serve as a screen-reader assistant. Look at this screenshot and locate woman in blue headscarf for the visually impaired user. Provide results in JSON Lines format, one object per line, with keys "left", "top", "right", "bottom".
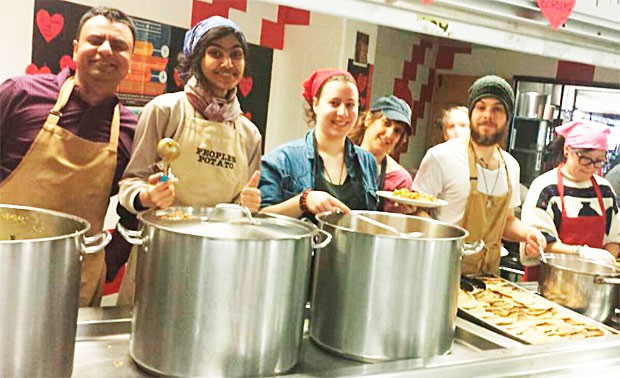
{"left": 116, "top": 16, "right": 262, "bottom": 304}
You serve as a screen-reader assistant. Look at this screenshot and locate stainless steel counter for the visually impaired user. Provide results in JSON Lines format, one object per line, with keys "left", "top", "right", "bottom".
{"left": 73, "top": 306, "right": 620, "bottom": 377}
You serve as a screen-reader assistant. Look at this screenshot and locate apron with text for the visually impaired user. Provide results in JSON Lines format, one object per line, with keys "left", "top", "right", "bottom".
{"left": 523, "top": 167, "right": 606, "bottom": 281}
{"left": 460, "top": 142, "right": 512, "bottom": 275}
{"left": 117, "top": 95, "right": 248, "bottom": 305}
{"left": 0, "top": 77, "right": 119, "bottom": 307}
{"left": 172, "top": 95, "right": 248, "bottom": 206}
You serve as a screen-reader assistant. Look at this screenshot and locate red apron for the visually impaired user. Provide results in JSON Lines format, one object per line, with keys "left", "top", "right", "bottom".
{"left": 523, "top": 167, "right": 606, "bottom": 281}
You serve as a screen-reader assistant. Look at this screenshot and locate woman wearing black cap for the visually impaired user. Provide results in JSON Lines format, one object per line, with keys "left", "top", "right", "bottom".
{"left": 349, "top": 95, "right": 413, "bottom": 212}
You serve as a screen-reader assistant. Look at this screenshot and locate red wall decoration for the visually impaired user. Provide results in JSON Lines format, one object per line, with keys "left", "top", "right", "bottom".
{"left": 556, "top": 60, "right": 595, "bottom": 84}
{"left": 191, "top": 0, "right": 310, "bottom": 50}
{"left": 536, "top": 0, "right": 576, "bottom": 30}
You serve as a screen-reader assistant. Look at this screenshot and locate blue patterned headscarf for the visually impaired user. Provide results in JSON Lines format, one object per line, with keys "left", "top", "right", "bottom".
{"left": 183, "top": 16, "right": 245, "bottom": 57}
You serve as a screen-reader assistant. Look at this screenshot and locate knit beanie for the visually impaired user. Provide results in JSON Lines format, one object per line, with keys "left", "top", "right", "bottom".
{"left": 467, "top": 75, "right": 515, "bottom": 120}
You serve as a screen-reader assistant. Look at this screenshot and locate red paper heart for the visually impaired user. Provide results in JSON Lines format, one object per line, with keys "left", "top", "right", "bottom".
{"left": 25, "top": 64, "right": 52, "bottom": 75}
{"left": 536, "top": 0, "right": 576, "bottom": 30}
{"left": 356, "top": 74, "right": 368, "bottom": 92}
{"left": 173, "top": 68, "right": 183, "bottom": 87}
{"left": 59, "top": 55, "right": 76, "bottom": 70}
{"left": 421, "top": 0, "right": 433, "bottom": 4}
{"left": 36, "top": 9, "right": 64, "bottom": 43}
{"left": 238, "top": 76, "right": 253, "bottom": 97}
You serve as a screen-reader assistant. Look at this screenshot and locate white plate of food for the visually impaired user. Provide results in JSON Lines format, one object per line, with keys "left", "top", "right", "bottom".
{"left": 377, "top": 189, "right": 448, "bottom": 208}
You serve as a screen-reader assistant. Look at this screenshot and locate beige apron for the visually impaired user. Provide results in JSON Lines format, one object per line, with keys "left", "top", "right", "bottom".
{"left": 117, "top": 95, "right": 249, "bottom": 305}
{"left": 460, "top": 141, "right": 512, "bottom": 275}
{"left": 0, "top": 77, "right": 120, "bottom": 306}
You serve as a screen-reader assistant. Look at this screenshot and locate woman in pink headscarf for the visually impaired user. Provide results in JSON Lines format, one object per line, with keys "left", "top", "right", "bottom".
{"left": 520, "top": 120, "right": 620, "bottom": 280}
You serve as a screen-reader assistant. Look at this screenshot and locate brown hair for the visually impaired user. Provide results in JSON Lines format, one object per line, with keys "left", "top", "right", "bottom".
{"left": 549, "top": 135, "right": 597, "bottom": 167}
{"left": 438, "top": 106, "right": 468, "bottom": 133}
{"left": 349, "top": 110, "right": 408, "bottom": 153}
{"left": 304, "top": 74, "right": 358, "bottom": 127}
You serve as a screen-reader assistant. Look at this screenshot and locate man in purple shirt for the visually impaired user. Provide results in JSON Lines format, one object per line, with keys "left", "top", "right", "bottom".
{"left": 0, "top": 6, "right": 137, "bottom": 306}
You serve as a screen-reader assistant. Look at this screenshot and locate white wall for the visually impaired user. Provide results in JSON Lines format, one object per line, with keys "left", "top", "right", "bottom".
{"left": 450, "top": 46, "right": 558, "bottom": 79}
{"left": 264, "top": 12, "right": 346, "bottom": 152}
{"left": 0, "top": 0, "right": 34, "bottom": 82}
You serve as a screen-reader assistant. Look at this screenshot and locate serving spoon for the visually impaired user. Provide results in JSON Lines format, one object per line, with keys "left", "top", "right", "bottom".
{"left": 353, "top": 213, "right": 423, "bottom": 238}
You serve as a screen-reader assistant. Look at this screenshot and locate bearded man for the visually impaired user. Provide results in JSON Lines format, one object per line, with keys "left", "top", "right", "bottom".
{"left": 412, "top": 75, "right": 545, "bottom": 275}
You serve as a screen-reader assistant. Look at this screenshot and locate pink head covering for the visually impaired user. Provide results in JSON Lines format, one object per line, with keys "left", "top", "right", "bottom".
{"left": 301, "top": 68, "right": 355, "bottom": 106}
{"left": 555, "top": 120, "right": 610, "bottom": 151}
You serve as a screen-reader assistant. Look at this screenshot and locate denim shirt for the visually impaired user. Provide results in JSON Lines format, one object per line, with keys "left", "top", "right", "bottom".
{"left": 259, "top": 130, "right": 379, "bottom": 211}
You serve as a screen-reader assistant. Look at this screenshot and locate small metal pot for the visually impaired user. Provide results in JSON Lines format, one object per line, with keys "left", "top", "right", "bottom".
{"left": 311, "top": 211, "right": 482, "bottom": 362}
{"left": 0, "top": 204, "right": 110, "bottom": 377}
{"left": 539, "top": 253, "right": 620, "bottom": 323}
{"left": 119, "top": 204, "right": 330, "bottom": 377}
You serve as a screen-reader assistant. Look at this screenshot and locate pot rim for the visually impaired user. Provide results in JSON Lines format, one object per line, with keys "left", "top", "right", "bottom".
{"left": 138, "top": 206, "right": 319, "bottom": 241}
{"left": 315, "top": 210, "right": 469, "bottom": 240}
{"left": 541, "top": 253, "right": 620, "bottom": 277}
{"left": 0, "top": 204, "right": 91, "bottom": 244}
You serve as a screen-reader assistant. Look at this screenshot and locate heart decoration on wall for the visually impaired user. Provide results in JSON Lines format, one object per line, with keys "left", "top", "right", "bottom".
{"left": 238, "top": 76, "right": 253, "bottom": 97}
{"left": 59, "top": 55, "right": 76, "bottom": 70}
{"left": 536, "top": 0, "right": 576, "bottom": 30}
{"left": 356, "top": 74, "right": 368, "bottom": 93}
{"left": 421, "top": 0, "right": 434, "bottom": 4}
{"left": 26, "top": 64, "right": 52, "bottom": 75}
{"left": 36, "top": 9, "right": 64, "bottom": 42}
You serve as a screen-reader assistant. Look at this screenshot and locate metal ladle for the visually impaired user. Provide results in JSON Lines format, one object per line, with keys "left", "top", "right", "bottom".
{"left": 354, "top": 213, "right": 423, "bottom": 238}
{"left": 539, "top": 246, "right": 548, "bottom": 264}
{"left": 156, "top": 138, "right": 181, "bottom": 182}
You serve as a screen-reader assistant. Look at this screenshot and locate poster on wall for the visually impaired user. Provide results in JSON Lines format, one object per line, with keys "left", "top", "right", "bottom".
{"left": 347, "top": 59, "right": 373, "bottom": 111}
{"left": 116, "top": 18, "right": 172, "bottom": 106}
{"left": 237, "top": 44, "right": 273, "bottom": 152}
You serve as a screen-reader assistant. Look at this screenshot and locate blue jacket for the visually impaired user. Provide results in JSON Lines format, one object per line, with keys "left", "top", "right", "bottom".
{"left": 260, "top": 130, "right": 379, "bottom": 211}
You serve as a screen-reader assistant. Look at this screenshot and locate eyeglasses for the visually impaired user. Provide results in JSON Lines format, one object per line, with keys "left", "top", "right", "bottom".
{"left": 568, "top": 148, "right": 607, "bottom": 168}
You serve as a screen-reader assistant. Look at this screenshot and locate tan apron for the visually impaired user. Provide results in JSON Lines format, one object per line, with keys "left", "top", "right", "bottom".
{"left": 460, "top": 141, "right": 512, "bottom": 275}
{"left": 117, "top": 95, "right": 249, "bottom": 305}
{"left": 0, "top": 77, "right": 120, "bottom": 306}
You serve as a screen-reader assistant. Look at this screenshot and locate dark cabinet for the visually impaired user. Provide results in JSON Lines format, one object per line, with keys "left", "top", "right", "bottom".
{"left": 509, "top": 116, "right": 556, "bottom": 187}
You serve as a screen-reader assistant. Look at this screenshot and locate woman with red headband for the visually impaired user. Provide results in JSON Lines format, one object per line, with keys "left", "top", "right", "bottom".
{"left": 259, "top": 68, "right": 379, "bottom": 217}
{"left": 520, "top": 120, "right": 620, "bottom": 279}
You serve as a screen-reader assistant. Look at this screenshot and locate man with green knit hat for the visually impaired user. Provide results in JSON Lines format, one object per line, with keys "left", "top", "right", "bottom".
{"left": 413, "top": 75, "right": 545, "bottom": 275}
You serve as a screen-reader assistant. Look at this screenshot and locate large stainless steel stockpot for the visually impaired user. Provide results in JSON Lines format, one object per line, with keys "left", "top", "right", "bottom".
{"left": 311, "top": 211, "right": 480, "bottom": 362}
{"left": 119, "top": 204, "right": 330, "bottom": 377}
{"left": 0, "top": 204, "right": 109, "bottom": 377}
{"left": 539, "top": 253, "right": 620, "bottom": 323}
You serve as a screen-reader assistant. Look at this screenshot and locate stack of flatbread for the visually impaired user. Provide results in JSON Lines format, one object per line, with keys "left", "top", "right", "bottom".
{"left": 458, "top": 276, "right": 614, "bottom": 344}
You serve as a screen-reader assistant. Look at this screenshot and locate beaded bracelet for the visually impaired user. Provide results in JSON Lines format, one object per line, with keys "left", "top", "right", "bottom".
{"left": 299, "top": 188, "right": 311, "bottom": 213}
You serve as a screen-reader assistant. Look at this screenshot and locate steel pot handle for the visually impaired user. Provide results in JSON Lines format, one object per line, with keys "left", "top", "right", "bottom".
{"left": 83, "top": 230, "right": 113, "bottom": 254}
{"left": 594, "top": 275, "right": 620, "bottom": 285}
{"left": 313, "top": 229, "right": 333, "bottom": 250}
{"left": 462, "top": 240, "right": 485, "bottom": 256}
{"left": 116, "top": 222, "right": 144, "bottom": 246}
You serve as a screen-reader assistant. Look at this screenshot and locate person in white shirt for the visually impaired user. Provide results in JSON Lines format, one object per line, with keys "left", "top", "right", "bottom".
{"left": 413, "top": 75, "right": 545, "bottom": 275}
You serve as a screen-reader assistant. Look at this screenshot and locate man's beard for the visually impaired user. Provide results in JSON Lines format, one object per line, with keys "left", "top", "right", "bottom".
{"left": 470, "top": 125, "right": 507, "bottom": 146}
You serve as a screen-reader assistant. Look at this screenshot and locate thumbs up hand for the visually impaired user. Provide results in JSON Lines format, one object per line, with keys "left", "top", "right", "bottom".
{"left": 239, "top": 170, "right": 261, "bottom": 213}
